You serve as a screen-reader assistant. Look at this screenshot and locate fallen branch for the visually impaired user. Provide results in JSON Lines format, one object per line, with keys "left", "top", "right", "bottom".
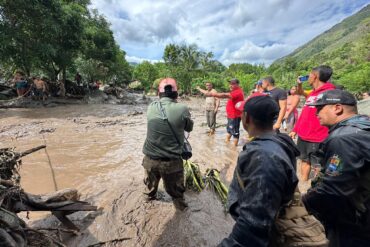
{"left": 87, "top": 237, "right": 132, "bottom": 246}
{"left": 34, "top": 227, "right": 80, "bottom": 236}
{"left": 24, "top": 228, "right": 66, "bottom": 247}
{"left": 19, "top": 145, "right": 46, "bottom": 158}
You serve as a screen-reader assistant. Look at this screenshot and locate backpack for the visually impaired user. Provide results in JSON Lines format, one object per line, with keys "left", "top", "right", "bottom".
{"left": 236, "top": 171, "right": 328, "bottom": 247}
{"left": 272, "top": 199, "right": 328, "bottom": 247}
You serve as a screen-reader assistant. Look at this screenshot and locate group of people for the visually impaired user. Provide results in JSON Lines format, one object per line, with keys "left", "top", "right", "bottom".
{"left": 11, "top": 71, "right": 48, "bottom": 101}
{"left": 141, "top": 64, "right": 370, "bottom": 246}
{"left": 196, "top": 74, "right": 303, "bottom": 147}
{"left": 10, "top": 71, "right": 92, "bottom": 100}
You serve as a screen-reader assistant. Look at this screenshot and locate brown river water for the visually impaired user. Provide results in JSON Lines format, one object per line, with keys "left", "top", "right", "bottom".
{"left": 0, "top": 97, "right": 248, "bottom": 247}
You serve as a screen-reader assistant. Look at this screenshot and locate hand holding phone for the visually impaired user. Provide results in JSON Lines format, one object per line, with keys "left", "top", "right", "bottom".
{"left": 298, "top": 75, "right": 309, "bottom": 83}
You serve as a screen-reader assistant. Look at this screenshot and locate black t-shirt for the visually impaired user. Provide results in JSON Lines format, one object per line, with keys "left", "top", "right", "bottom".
{"left": 267, "top": 87, "right": 287, "bottom": 107}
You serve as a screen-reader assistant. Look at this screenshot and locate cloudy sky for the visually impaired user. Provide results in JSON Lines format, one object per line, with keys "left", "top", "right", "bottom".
{"left": 89, "top": 0, "right": 369, "bottom": 66}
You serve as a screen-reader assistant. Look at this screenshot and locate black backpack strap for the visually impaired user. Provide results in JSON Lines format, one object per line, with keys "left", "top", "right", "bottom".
{"left": 158, "top": 101, "right": 182, "bottom": 147}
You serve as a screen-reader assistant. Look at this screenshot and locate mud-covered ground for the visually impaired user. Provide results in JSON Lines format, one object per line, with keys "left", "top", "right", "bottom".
{"left": 0, "top": 97, "right": 246, "bottom": 247}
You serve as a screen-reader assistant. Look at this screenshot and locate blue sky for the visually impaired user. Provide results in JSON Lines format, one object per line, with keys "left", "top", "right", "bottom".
{"left": 90, "top": 0, "right": 369, "bottom": 66}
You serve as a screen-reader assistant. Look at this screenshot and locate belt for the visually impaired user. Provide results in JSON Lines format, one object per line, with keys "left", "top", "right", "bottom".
{"left": 148, "top": 156, "right": 172, "bottom": 161}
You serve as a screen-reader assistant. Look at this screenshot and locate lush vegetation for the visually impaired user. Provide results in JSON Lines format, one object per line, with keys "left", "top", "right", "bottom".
{"left": 133, "top": 44, "right": 266, "bottom": 94}
{"left": 1, "top": 1, "right": 368, "bottom": 94}
{"left": 0, "top": 0, "right": 131, "bottom": 84}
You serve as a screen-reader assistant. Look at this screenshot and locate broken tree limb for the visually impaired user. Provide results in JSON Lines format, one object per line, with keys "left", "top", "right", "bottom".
{"left": 87, "top": 237, "right": 132, "bottom": 247}
{"left": 19, "top": 145, "right": 46, "bottom": 158}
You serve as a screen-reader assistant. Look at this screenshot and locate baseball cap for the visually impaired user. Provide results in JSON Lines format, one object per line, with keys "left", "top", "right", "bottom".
{"left": 158, "top": 78, "right": 178, "bottom": 93}
{"left": 235, "top": 92, "right": 266, "bottom": 111}
{"left": 308, "top": 89, "right": 357, "bottom": 106}
{"left": 244, "top": 95, "right": 279, "bottom": 122}
{"left": 255, "top": 80, "right": 262, "bottom": 86}
{"left": 228, "top": 78, "right": 240, "bottom": 84}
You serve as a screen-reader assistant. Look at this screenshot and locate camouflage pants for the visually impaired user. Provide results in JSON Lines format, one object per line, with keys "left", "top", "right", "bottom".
{"left": 142, "top": 156, "right": 185, "bottom": 201}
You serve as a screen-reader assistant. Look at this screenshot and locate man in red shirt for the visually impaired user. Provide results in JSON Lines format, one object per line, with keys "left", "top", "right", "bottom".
{"left": 289, "top": 65, "right": 336, "bottom": 181}
{"left": 197, "top": 78, "right": 244, "bottom": 146}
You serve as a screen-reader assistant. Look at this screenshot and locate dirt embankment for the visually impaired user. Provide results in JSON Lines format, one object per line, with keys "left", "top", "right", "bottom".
{"left": 0, "top": 88, "right": 150, "bottom": 108}
{"left": 0, "top": 98, "right": 240, "bottom": 247}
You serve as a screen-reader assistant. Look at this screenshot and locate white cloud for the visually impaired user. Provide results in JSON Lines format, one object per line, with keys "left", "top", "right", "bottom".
{"left": 90, "top": 0, "right": 369, "bottom": 66}
{"left": 220, "top": 41, "right": 293, "bottom": 66}
{"left": 126, "top": 55, "right": 162, "bottom": 64}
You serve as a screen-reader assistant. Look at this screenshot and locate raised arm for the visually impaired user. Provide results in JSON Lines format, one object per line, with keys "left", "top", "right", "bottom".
{"left": 296, "top": 77, "right": 309, "bottom": 97}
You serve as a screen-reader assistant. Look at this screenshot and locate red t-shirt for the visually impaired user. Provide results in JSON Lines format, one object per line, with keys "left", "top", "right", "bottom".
{"left": 293, "top": 83, "right": 336, "bottom": 142}
{"left": 226, "top": 87, "right": 244, "bottom": 119}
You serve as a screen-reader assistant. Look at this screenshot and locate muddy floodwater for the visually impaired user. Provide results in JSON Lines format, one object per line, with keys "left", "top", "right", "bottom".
{"left": 0, "top": 97, "right": 248, "bottom": 247}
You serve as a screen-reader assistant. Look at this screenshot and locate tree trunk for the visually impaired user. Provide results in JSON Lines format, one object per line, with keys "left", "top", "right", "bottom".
{"left": 62, "top": 67, "right": 66, "bottom": 83}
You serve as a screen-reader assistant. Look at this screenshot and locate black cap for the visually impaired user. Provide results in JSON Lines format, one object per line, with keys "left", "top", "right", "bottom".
{"left": 308, "top": 89, "right": 357, "bottom": 106}
{"left": 244, "top": 95, "right": 279, "bottom": 122}
{"left": 228, "top": 78, "right": 240, "bottom": 84}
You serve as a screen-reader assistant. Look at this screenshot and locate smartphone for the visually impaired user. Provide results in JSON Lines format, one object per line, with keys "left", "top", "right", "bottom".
{"left": 299, "top": 75, "right": 309, "bottom": 82}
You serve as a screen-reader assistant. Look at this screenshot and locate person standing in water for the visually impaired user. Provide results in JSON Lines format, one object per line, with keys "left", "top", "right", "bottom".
{"left": 142, "top": 78, "right": 194, "bottom": 211}
{"left": 197, "top": 78, "right": 244, "bottom": 146}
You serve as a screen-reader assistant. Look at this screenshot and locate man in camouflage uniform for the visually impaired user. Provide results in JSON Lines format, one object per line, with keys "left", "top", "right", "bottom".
{"left": 142, "top": 78, "right": 193, "bottom": 211}
{"left": 303, "top": 90, "right": 370, "bottom": 247}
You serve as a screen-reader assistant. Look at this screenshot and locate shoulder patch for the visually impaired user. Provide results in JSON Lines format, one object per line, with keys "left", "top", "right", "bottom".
{"left": 325, "top": 154, "right": 342, "bottom": 176}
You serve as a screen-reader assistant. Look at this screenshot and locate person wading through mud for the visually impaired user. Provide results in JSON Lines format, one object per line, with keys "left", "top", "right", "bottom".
{"left": 197, "top": 78, "right": 244, "bottom": 146}
{"left": 302, "top": 89, "right": 370, "bottom": 247}
{"left": 220, "top": 95, "right": 299, "bottom": 247}
{"left": 198, "top": 82, "right": 220, "bottom": 135}
{"left": 142, "top": 78, "right": 194, "bottom": 211}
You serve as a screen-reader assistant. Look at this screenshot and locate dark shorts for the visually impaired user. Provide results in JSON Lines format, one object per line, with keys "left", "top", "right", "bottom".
{"left": 33, "top": 88, "right": 46, "bottom": 97}
{"left": 16, "top": 81, "right": 28, "bottom": 89}
{"left": 227, "top": 117, "right": 241, "bottom": 138}
{"left": 297, "top": 137, "right": 320, "bottom": 164}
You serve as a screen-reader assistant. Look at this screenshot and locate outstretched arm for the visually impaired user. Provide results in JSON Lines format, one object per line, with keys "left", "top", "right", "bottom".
{"left": 196, "top": 86, "right": 230, "bottom": 98}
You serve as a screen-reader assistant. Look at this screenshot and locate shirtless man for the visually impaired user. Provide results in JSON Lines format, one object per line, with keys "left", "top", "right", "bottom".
{"left": 32, "top": 77, "right": 48, "bottom": 101}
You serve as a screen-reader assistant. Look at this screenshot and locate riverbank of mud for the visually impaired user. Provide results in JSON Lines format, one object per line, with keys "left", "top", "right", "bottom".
{"left": 0, "top": 89, "right": 150, "bottom": 109}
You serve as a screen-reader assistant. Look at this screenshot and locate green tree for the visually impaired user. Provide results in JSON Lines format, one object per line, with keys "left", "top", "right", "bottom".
{"left": 133, "top": 61, "right": 158, "bottom": 91}
{"left": 163, "top": 43, "right": 224, "bottom": 93}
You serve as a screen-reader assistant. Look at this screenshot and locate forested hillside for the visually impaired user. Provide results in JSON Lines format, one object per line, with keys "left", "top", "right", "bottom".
{"left": 269, "top": 4, "right": 370, "bottom": 92}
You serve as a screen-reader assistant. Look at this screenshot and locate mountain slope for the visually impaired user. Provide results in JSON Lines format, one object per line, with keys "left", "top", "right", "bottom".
{"left": 269, "top": 5, "right": 370, "bottom": 92}
{"left": 274, "top": 4, "right": 370, "bottom": 64}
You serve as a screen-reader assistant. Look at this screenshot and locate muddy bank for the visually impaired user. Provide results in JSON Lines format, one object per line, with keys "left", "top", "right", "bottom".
{"left": 0, "top": 98, "right": 241, "bottom": 246}
{"left": 0, "top": 89, "right": 150, "bottom": 108}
